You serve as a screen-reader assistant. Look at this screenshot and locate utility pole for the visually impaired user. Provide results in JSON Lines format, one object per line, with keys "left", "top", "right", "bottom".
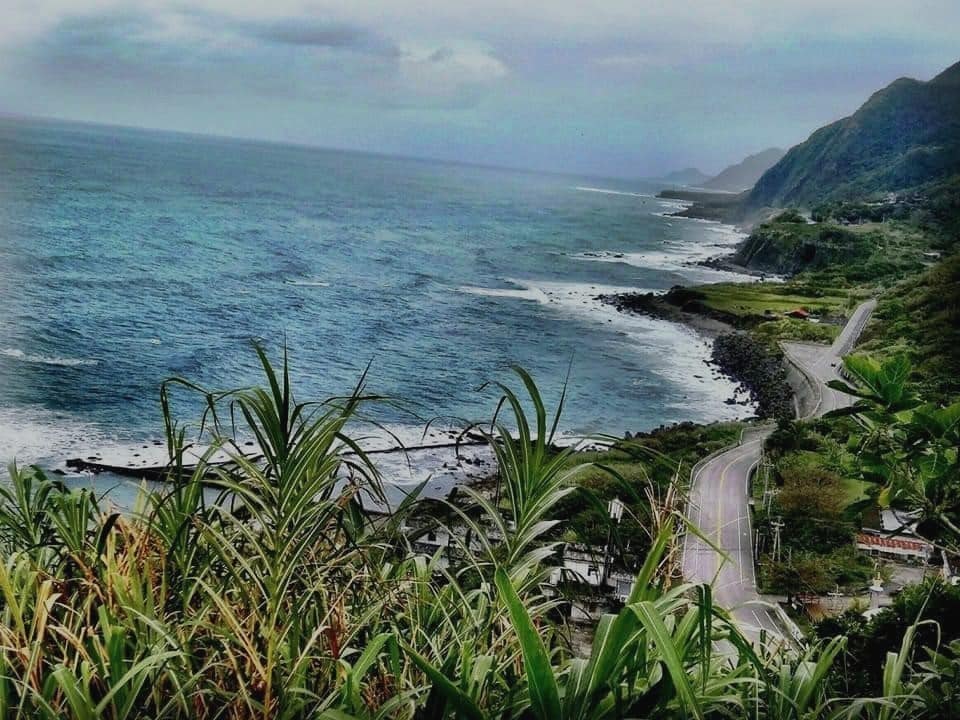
{"left": 760, "top": 452, "right": 776, "bottom": 513}
{"left": 601, "top": 497, "right": 625, "bottom": 587}
{"left": 771, "top": 516, "right": 785, "bottom": 563}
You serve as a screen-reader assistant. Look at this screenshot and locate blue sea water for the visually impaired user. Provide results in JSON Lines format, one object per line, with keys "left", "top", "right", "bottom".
{"left": 0, "top": 116, "right": 752, "bottom": 476}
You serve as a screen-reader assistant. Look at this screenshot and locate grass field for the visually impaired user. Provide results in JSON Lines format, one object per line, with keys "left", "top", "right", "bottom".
{"left": 840, "top": 476, "right": 872, "bottom": 506}
{"left": 696, "top": 282, "right": 854, "bottom": 318}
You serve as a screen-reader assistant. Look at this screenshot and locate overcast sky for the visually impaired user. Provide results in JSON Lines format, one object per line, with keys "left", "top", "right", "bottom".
{"left": 2, "top": 1, "right": 957, "bottom": 177}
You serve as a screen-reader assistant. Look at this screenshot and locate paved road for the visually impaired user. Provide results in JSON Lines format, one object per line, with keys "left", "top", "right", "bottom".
{"left": 681, "top": 299, "right": 877, "bottom": 644}
{"left": 783, "top": 298, "right": 877, "bottom": 418}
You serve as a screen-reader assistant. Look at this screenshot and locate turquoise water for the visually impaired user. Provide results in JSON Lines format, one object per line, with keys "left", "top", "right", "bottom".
{"left": 0, "top": 116, "right": 751, "bottom": 476}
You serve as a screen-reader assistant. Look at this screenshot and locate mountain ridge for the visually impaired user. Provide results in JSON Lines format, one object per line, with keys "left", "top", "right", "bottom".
{"left": 703, "top": 147, "right": 785, "bottom": 192}
{"left": 745, "top": 59, "right": 960, "bottom": 209}
{"left": 654, "top": 167, "right": 711, "bottom": 186}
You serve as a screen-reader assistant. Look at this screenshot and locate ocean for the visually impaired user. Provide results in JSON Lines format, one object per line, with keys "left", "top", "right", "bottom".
{"left": 0, "top": 116, "right": 752, "bottom": 497}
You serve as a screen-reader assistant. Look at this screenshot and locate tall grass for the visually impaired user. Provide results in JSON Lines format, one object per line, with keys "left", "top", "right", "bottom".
{"left": 0, "top": 348, "right": 952, "bottom": 718}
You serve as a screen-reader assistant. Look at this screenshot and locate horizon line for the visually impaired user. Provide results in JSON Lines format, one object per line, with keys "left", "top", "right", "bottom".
{"left": 0, "top": 110, "right": 675, "bottom": 185}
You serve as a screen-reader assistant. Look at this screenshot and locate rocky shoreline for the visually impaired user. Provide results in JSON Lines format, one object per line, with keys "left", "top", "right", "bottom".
{"left": 657, "top": 189, "right": 744, "bottom": 223}
{"left": 709, "top": 333, "right": 794, "bottom": 419}
{"left": 598, "top": 286, "right": 794, "bottom": 420}
{"left": 598, "top": 287, "right": 742, "bottom": 334}
{"left": 695, "top": 255, "right": 772, "bottom": 278}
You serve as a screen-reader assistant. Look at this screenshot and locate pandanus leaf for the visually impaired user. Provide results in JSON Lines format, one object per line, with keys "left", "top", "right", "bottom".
{"left": 494, "top": 567, "right": 562, "bottom": 720}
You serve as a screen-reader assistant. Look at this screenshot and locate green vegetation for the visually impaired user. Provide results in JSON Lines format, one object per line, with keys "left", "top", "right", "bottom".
{"left": 673, "top": 279, "right": 850, "bottom": 350}
{"left": 733, "top": 214, "right": 930, "bottom": 284}
{"left": 839, "top": 476, "right": 871, "bottom": 506}
{"left": 827, "top": 354, "right": 960, "bottom": 548}
{"left": 690, "top": 281, "right": 850, "bottom": 320}
{"left": 757, "top": 421, "right": 875, "bottom": 596}
{"left": 636, "top": 59, "right": 960, "bottom": 710}
{"left": 758, "top": 351, "right": 960, "bottom": 602}
{"left": 733, "top": 218, "right": 874, "bottom": 276}
{"left": 675, "top": 209, "right": 938, "bottom": 349}
{"left": 752, "top": 318, "right": 839, "bottom": 345}
{"left": 817, "top": 579, "right": 960, "bottom": 699}
{"left": 915, "top": 174, "right": 960, "bottom": 242}
{"left": 771, "top": 208, "right": 808, "bottom": 223}
{"left": 5, "top": 59, "right": 960, "bottom": 719}
{"left": 746, "top": 61, "right": 960, "bottom": 210}
{"left": 0, "top": 349, "right": 957, "bottom": 718}
{"left": 859, "top": 255, "right": 960, "bottom": 398}
{"left": 553, "top": 422, "right": 742, "bottom": 548}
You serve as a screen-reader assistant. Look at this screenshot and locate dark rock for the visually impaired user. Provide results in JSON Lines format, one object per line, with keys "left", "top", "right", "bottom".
{"left": 711, "top": 332, "right": 794, "bottom": 419}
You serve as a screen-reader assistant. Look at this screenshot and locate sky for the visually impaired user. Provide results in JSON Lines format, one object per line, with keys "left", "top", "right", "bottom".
{"left": 1, "top": 1, "right": 958, "bottom": 178}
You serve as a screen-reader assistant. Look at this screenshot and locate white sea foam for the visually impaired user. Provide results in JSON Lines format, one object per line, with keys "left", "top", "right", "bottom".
{"left": 285, "top": 279, "right": 330, "bottom": 287}
{"left": 0, "top": 405, "right": 114, "bottom": 468}
{"left": 0, "top": 348, "right": 98, "bottom": 367}
{"left": 655, "top": 199, "right": 690, "bottom": 212}
{"left": 1, "top": 409, "right": 492, "bottom": 508}
{"left": 457, "top": 283, "right": 550, "bottom": 303}
{"left": 456, "top": 277, "right": 755, "bottom": 423}
{"left": 569, "top": 220, "right": 754, "bottom": 283}
{"left": 574, "top": 186, "right": 652, "bottom": 199}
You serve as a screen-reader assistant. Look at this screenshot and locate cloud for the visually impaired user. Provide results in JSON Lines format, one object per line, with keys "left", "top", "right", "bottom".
{"left": 395, "top": 44, "right": 508, "bottom": 104}
{"left": 6, "top": 1, "right": 960, "bottom": 54}
{"left": 13, "top": 6, "right": 510, "bottom": 110}
{"left": 0, "top": 1, "right": 958, "bottom": 176}
{"left": 225, "top": 17, "right": 400, "bottom": 57}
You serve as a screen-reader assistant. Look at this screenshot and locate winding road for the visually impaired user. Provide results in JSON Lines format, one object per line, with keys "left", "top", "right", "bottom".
{"left": 681, "top": 299, "right": 877, "bottom": 643}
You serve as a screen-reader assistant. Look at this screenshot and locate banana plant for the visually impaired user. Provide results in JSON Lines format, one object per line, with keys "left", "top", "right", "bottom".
{"left": 829, "top": 354, "right": 960, "bottom": 546}
{"left": 827, "top": 354, "right": 920, "bottom": 420}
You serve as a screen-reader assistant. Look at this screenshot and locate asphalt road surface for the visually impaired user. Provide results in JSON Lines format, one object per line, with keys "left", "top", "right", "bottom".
{"left": 681, "top": 299, "right": 877, "bottom": 644}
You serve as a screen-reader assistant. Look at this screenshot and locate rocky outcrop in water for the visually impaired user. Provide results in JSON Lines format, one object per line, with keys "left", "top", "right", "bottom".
{"left": 598, "top": 288, "right": 744, "bottom": 334}
{"left": 657, "top": 189, "right": 745, "bottom": 223}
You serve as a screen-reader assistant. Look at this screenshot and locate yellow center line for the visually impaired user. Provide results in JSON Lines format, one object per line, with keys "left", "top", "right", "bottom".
{"left": 714, "top": 440, "right": 762, "bottom": 575}
{"left": 715, "top": 452, "right": 740, "bottom": 554}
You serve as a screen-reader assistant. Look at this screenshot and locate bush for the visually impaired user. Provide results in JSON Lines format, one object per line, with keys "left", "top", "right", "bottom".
{"left": 773, "top": 208, "right": 808, "bottom": 223}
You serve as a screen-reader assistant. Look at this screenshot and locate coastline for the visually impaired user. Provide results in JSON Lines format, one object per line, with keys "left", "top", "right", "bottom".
{"left": 597, "top": 287, "right": 794, "bottom": 420}
{"left": 19, "top": 196, "right": 765, "bottom": 508}
{"left": 595, "top": 212, "right": 798, "bottom": 421}
{"left": 657, "top": 188, "right": 745, "bottom": 224}
{"left": 596, "top": 288, "right": 739, "bottom": 336}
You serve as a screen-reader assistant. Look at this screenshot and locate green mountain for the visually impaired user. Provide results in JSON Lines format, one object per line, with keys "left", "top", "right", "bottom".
{"left": 703, "top": 147, "right": 785, "bottom": 191}
{"left": 746, "top": 60, "right": 960, "bottom": 209}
